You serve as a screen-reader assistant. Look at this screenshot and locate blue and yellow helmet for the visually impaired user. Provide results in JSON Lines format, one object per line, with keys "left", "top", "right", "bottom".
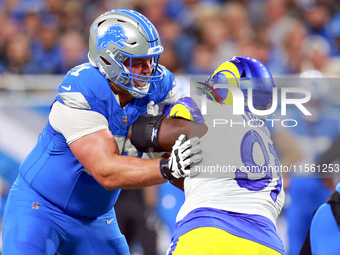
{"left": 206, "top": 56, "right": 275, "bottom": 111}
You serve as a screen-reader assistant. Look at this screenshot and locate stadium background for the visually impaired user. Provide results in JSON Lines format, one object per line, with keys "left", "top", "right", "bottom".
{"left": 1, "top": 0, "right": 340, "bottom": 254}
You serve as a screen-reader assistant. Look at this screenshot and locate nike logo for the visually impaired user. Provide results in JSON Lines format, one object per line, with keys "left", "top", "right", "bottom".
{"left": 61, "top": 85, "right": 71, "bottom": 91}
{"left": 106, "top": 218, "right": 115, "bottom": 225}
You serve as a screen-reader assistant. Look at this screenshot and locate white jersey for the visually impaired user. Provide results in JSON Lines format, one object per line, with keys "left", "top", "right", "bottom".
{"left": 176, "top": 96, "right": 285, "bottom": 225}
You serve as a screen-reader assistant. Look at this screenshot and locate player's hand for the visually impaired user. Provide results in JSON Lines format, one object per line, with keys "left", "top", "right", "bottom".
{"left": 147, "top": 101, "right": 159, "bottom": 116}
{"left": 159, "top": 134, "right": 201, "bottom": 180}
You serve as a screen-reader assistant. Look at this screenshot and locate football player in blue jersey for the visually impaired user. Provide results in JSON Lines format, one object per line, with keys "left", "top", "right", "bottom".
{"left": 300, "top": 135, "right": 340, "bottom": 255}
{"left": 1, "top": 9, "right": 201, "bottom": 255}
{"left": 282, "top": 70, "right": 340, "bottom": 255}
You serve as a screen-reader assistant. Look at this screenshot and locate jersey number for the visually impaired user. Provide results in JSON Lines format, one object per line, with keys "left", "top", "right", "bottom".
{"left": 68, "top": 64, "right": 91, "bottom": 77}
{"left": 235, "top": 130, "right": 282, "bottom": 202}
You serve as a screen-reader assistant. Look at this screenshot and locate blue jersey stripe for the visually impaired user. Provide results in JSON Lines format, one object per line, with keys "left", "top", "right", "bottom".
{"left": 114, "top": 9, "right": 158, "bottom": 48}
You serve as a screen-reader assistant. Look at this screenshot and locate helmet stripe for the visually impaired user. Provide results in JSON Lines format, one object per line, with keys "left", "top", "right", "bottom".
{"left": 114, "top": 9, "right": 158, "bottom": 48}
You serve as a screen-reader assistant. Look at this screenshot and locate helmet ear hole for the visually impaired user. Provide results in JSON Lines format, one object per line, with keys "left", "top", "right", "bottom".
{"left": 100, "top": 57, "right": 111, "bottom": 65}
{"left": 241, "top": 69, "right": 246, "bottom": 78}
{"left": 98, "top": 20, "right": 106, "bottom": 27}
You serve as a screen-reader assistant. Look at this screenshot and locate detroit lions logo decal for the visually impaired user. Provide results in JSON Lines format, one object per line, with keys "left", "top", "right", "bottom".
{"left": 94, "top": 24, "right": 128, "bottom": 52}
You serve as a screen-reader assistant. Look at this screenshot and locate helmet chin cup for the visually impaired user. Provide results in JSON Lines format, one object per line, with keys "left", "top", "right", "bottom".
{"left": 128, "top": 88, "right": 147, "bottom": 98}
{"left": 128, "top": 90, "right": 142, "bottom": 98}
{"left": 115, "top": 75, "right": 150, "bottom": 98}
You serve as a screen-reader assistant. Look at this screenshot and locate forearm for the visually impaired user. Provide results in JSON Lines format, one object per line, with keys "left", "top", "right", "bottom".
{"left": 157, "top": 118, "right": 207, "bottom": 151}
{"left": 70, "top": 129, "right": 166, "bottom": 191}
{"left": 90, "top": 155, "right": 166, "bottom": 190}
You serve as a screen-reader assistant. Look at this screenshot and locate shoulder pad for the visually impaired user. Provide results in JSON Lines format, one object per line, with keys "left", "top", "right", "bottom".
{"left": 169, "top": 96, "right": 205, "bottom": 124}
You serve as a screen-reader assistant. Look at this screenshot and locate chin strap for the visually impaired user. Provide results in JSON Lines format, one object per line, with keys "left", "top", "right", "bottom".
{"left": 108, "top": 81, "right": 118, "bottom": 95}
{"left": 128, "top": 88, "right": 147, "bottom": 98}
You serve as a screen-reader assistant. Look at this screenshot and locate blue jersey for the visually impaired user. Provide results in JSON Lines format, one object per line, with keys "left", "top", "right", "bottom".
{"left": 18, "top": 63, "right": 175, "bottom": 218}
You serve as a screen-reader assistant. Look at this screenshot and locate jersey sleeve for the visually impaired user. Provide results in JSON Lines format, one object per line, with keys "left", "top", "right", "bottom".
{"left": 50, "top": 64, "right": 113, "bottom": 143}
{"left": 160, "top": 80, "right": 177, "bottom": 105}
{"left": 151, "top": 65, "right": 178, "bottom": 105}
{"left": 56, "top": 63, "right": 112, "bottom": 119}
{"left": 49, "top": 101, "right": 108, "bottom": 144}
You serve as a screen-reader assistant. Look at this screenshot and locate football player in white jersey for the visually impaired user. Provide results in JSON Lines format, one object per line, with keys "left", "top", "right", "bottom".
{"left": 171, "top": 57, "right": 284, "bottom": 254}
{"left": 130, "top": 56, "right": 285, "bottom": 254}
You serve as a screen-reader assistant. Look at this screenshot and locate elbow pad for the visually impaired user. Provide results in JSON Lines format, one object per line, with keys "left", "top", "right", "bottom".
{"left": 130, "top": 114, "right": 167, "bottom": 152}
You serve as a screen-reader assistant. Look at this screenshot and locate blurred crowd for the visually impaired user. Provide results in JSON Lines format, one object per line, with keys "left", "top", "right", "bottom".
{"left": 0, "top": 0, "right": 340, "bottom": 77}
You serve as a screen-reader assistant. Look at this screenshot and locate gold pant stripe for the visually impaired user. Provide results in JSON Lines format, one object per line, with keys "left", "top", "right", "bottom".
{"left": 171, "top": 227, "right": 282, "bottom": 255}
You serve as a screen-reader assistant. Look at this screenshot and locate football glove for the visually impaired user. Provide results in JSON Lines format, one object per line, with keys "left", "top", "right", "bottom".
{"left": 159, "top": 134, "right": 201, "bottom": 180}
{"left": 147, "top": 101, "right": 159, "bottom": 116}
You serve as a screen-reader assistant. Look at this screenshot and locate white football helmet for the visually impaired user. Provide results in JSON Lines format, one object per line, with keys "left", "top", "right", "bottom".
{"left": 88, "top": 9, "right": 164, "bottom": 98}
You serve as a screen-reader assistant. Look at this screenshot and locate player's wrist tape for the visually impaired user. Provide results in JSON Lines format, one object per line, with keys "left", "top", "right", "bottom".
{"left": 159, "top": 158, "right": 176, "bottom": 181}
{"left": 131, "top": 114, "right": 167, "bottom": 152}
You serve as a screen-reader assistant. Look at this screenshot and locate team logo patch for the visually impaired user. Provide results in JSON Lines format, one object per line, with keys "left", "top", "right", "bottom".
{"left": 94, "top": 24, "right": 128, "bottom": 52}
{"left": 122, "top": 116, "right": 128, "bottom": 125}
{"left": 32, "top": 202, "right": 41, "bottom": 210}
